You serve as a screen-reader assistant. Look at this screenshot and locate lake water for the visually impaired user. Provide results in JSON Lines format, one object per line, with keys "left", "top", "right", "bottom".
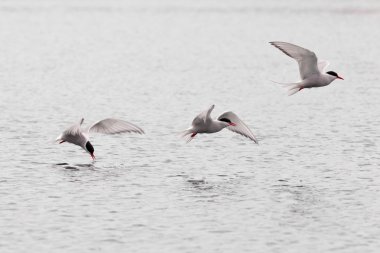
{"left": 1, "top": 0, "right": 380, "bottom": 252}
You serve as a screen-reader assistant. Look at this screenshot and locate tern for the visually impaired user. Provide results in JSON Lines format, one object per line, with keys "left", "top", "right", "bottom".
{"left": 181, "top": 105, "right": 258, "bottom": 143}
{"left": 270, "top": 41, "right": 344, "bottom": 95}
{"left": 56, "top": 118, "right": 144, "bottom": 160}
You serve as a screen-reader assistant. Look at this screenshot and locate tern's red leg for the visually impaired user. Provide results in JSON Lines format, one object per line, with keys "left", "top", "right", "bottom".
{"left": 59, "top": 140, "right": 66, "bottom": 144}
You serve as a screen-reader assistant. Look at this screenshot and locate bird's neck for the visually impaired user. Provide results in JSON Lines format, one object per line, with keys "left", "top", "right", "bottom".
{"left": 323, "top": 74, "right": 337, "bottom": 84}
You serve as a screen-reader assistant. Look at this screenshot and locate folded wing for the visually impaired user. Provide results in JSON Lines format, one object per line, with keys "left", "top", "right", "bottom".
{"left": 88, "top": 118, "right": 144, "bottom": 135}
{"left": 217, "top": 111, "right": 258, "bottom": 143}
{"left": 270, "top": 41, "right": 320, "bottom": 80}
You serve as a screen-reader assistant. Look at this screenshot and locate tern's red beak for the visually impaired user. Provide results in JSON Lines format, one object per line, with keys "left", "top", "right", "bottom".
{"left": 90, "top": 153, "right": 96, "bottom": 160}
{"left": 337, "top": 76, "right": 344, "bottom": 80}
{"left": 229, "top": 122, "right": 237, "bottom": 126}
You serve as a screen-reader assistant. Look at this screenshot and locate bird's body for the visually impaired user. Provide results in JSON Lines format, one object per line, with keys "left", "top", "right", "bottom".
{"left": 57, "top": 118, "right": 88, "bottom": 146}
{"left": 190, "top": 107, "right": 227, "bottom": 134}
{"left": 56, "top": 118, "right": 144, "bottom": 160}
{"left": 301, "top": 74, "right": 337, "bottom": 88}
{"left": 270, "top": 41, "right": 343, "bottom": 95}
{"left": 192, "top": 117, "right": 228, "bottom": 134}
{"left": 182, "top": 105, "right": 258, "bottom": 143}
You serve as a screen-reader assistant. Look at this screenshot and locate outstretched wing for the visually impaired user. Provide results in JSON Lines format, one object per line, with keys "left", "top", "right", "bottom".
{"left": 192, "top": 104, "right": 215, "bottom": 127}
{"left": 217, "top": 111, "right": 258, "bottom": 143}
{"left": 270, "top": 41, "right": 320, "bottom": 80}
{"left": 88, "top": 118, "right": 144, "bottom": 135}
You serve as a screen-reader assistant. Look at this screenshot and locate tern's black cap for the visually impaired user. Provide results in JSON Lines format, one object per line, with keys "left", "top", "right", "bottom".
{"left": 326, "top": 71, "right": 338, "bottom": 77}
{"left": 219, "top": 118, "right": 232, "bottom": 123}
{"left": 86, "top": 141, "right": 94, "bottom": 154}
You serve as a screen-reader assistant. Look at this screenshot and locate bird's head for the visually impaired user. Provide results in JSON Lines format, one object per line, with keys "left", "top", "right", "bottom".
{"left": 218, "top": 118, "right": 237, "bottom": 127}
{"left": 326, "top": 71, "right": 344, "bottom": 80}
{"left": 85, "top": 141, "right": 95, "bottom": 160}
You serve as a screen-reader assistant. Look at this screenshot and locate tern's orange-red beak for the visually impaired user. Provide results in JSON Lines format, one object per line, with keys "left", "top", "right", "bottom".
{"left": 337, "top": 76, "right": 344, "bottom": 80}
{"left": 229, "top": 122, "right": 237, "bottom": 126}
{"left": 90, "top": 153, "right": 96, "bottom": 160}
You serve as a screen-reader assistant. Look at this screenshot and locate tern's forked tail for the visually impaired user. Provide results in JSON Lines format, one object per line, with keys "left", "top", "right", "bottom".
{"left": 270, "top": 79, "right": 303, "bottom": 96}
{"left": 180, "top": 128, "right": 196, "bottom": 143}
{"left": 286, "top": 83, "right": 304, "bottom": 96}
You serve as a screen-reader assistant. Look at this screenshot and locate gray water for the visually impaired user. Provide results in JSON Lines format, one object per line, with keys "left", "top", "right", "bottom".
{"left": 1, "top": 0, "right": 380, "bottom": 252}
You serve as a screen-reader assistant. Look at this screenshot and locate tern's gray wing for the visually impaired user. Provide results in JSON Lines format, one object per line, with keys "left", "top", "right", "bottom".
{"left": 192, "top": 104, "right": 215, "bottom": 127}
{"left": 88, "top": 118, "right": 144, "bottom": 135}
{"left": 217, "top": 111, "right": 258, "bottom": 143}
{"left": 270, "top": 41, "right": 320, "bottom": 80}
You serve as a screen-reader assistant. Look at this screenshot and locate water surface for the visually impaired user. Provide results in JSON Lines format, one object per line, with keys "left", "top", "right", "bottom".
{"left": 1, "top": 0, "right": 380, "bottom": 252}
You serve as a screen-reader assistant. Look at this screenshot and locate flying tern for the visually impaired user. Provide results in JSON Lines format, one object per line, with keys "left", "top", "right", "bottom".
{"left": 181, "top": 105, "right": 258, "bottom": 143}
{"left": 56, "top": 118, "right": 144, "bottom": 160}
{"left": 270, "top": 41, "right": 343, "bottom": 95}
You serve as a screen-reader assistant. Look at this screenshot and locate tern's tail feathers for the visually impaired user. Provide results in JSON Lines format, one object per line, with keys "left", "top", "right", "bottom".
{"left": 180, "top": 128, "right": 196, "bottom": 143}
{"left": 179, "top": 128, "right": 191, "bottom": 137}
{"left": 270, "top": 80, "right": 303, "bottom": 96}
{"left": 269, "top": 79, "right": 296, "bottom": 86}
{"left": 287, "top": 83, "right": 304, "bottom": 96}
{"left": 55, "top": 134, "right": 62, "bottom": 142}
